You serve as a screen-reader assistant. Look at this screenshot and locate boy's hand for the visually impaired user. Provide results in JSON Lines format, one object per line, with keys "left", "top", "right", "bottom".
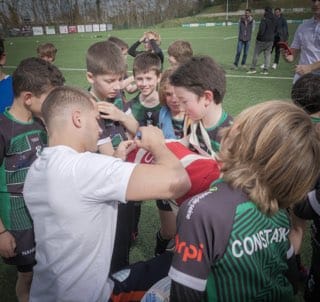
{"left": 114, "top": 140, "right": 137, "bottom": 161}
{"left": 98, "top": 102, "right": 125, "bottom": 123}
{"left": 0, "top": 231, "right": 17, "bottom": 258}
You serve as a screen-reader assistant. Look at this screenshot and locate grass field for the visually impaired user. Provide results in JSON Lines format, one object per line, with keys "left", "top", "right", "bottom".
{"left": 0, "top": 22, "right": 312, "bottom": 301}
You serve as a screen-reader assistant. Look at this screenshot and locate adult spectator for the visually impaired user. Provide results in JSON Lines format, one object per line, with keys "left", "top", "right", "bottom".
{"left": 271, "top": 7, "right": 288, "bottom": 70}
{"left": 247, "top": 7, "right": 277, "bottom": 75}
{"left": 283, "top": 0, "right": 320, "bottom": 83}
{"left": 232, "top": 9, "right": 254, "bottom": 70}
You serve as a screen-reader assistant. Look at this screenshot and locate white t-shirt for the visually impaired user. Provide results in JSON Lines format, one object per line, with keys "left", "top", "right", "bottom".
{"left": 23, "top": 145, "right": 136, "bottom": 302}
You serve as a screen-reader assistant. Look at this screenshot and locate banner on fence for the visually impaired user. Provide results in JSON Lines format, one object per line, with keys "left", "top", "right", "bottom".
{"left": 68, "top": 25, "right": 77, "bottom": 33}
{"left": 85, "top": 24, "right": 93, "bottom": 32}
{"left": 77, "top": 25, "right": 85, "bottom": 33}
{"left": 32, "top": 26, "right": 44, "bottom": 35}
{"left": 45, "top": 26, "right": 55, "bottom": 35}
{"left": 59, "top": 25, "right": 68, "bottom": 34}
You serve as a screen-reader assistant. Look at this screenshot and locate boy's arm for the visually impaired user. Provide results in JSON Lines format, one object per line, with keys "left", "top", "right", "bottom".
{"left": 0, "top": 218, "right": 17, "bottom": 259}
{"left": 149, "top": 39, "right": 164, "bottom": 64}
{"left": 97, "top": 102, "right": 139, "bottom": 136}
{"left": 121, "top": 75, "right": 138, "bottom": 94}
{"left": 125, "top": 126, "right": 191, "bottom": 201}
{"left": 128, "top": 40, "right": 142, "bottom": 57}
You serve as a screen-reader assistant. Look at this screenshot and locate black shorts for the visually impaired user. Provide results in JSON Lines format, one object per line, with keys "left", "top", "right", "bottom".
{"left": 2, "top": 229, "right": 36, "bottom": 267}
{"left": 156, "top": 200, "right": 173, "bottom": 212}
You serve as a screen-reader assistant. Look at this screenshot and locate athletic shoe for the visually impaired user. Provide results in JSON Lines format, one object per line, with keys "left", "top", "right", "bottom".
{"left": 260, "top": 64, "right": 265, "bottom": 69}
{"left": 241, "top": 64, "right": 248, "bottom": 70}
{"left": 272, "top": 63, "right": 277, "bottom": 69}
{"left": 231, "top": 64, "right": 238, "bottom": 70}
{"left": 247, "top": 69, "right": 257, "bottom": 74}
{"left": 260, "top": 69, "right": 269, "bottom": 75}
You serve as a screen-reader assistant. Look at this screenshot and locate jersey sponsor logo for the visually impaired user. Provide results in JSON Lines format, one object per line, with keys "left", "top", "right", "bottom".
{"left": 231, "top": 227, "right": 289, "bottom": 258}
{"left": 175, "top": 234, "right": 204, "bottom": 262}
{"left": 186, "top": 192, "right": 211, "bottom": 220}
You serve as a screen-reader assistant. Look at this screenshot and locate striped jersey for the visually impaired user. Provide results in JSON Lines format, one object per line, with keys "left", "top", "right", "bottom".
{"left": 169, "top": 180, "right": 294, "bottom": 302}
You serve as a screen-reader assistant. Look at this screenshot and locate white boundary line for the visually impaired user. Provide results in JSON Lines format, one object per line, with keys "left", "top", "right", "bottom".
{"left": 223, "top": 36, "right": 238, "bottom": 40}
{"left": 6, "top": 65, "right": 293, "bottom": 80}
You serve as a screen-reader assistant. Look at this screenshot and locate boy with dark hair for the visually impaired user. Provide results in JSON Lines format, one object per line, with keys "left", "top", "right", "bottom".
{"left": 170, "top": 55, "right": 233, "bottom": 157}
{"left": 36, "top": 43, "right": 58, "bottom": 63}
{"left": 128, "top": 52, "right": 162, "bottom": 241}
{"left": 0, "top": 57, "right": 65, "bottom": 302}
{"left": 129, "top": 52, "right": 162, "bottom": 127}
{"left": 153, "top": 55, "right": 232, "bottom": 257}
{"left": 0, "top": 38, "right": 14, "bottom": 113}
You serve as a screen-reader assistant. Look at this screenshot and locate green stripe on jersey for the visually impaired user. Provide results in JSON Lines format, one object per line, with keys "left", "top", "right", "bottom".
{"left": 205, "top": 202, "right": 293, "bottom": 302}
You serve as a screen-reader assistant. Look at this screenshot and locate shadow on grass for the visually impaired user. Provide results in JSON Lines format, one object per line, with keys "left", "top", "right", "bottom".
{"left": 0, "top": 259, "right": 18, "bottom": 302}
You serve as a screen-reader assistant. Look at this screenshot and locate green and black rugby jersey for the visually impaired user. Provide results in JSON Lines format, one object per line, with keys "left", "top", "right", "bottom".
{"left": 128, "top": 93, "right": 161, "bottom": 127}
{"left": 169, "top": 180, "right": 294, "bottom": 302}
{"left": 0, "top": 109, "right": 46, "bottom": 231}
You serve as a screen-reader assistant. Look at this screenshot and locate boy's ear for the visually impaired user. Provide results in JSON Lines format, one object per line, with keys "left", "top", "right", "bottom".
{"left": 71, "top": 110, "right": 82, "bottom": 128}
{"left": 86, "top": 72, "right": 94, "bottom": 84}
{"left": 203, "top": 90, "right": 214, "bottom": 106}
{"left": 22, "top": 91, "right": 34, "bottom": 106}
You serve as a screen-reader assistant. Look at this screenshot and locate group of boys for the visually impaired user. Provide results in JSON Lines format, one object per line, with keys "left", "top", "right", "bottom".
{"left": 2, "top": 2, "right": 320, "bottom": 300}
{"left": 0, "top": 31, "right": 229, "bottom": 301}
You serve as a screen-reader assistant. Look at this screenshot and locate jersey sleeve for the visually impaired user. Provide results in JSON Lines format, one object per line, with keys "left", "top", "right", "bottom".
{"left": 128, "top": 41, "right": 142, "bottom": 57}
{"left": 169, "top": 186, "right": 240, "bottom": 292}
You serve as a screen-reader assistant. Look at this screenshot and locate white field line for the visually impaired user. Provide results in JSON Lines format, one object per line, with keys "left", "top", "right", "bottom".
{"left": 5, "top": 65, "right": 293, "bottom": 80}
{"left": 224, "top": 36, "right": 238, "bottom": 40}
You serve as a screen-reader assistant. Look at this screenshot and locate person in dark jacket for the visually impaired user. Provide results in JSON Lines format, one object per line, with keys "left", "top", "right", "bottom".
{"left": 271, "top": 8, "right": 289, "bottom": 69}
{"left": 232, "top": 9, "right": 254, "bottom": 69}
{"left": 128, "top": 31, "right": 164, "bottom": 70}
{"left": 247, "top": 7, "right": 277, "bottom": 75}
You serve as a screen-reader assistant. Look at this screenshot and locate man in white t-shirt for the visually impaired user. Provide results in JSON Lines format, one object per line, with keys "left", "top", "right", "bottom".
{"left": 23, "top": 86, "right": 190, "bottom": 302}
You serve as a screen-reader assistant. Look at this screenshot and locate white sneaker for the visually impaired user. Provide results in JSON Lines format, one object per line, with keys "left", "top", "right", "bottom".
{"left": 260, "top": 64, "right": 265, "bottom": 69}
{"left": 272, "top": 63, "right": 277, "bottom": 70}
{"left": 247, "top": 69, "right": 257, "bottom": 74}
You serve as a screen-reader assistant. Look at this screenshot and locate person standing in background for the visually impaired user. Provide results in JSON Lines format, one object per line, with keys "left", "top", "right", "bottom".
{"left": 283, "top": 0, "right": 320, "bottom": 83}
{"left": 232, "top": 9, "right": 254, "bottom": 70}
{"left": 271, "top": 8, "right": 289, "bottom": 70}
{"left": 247, "top": 7, "right": 277, "bottom": 75}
